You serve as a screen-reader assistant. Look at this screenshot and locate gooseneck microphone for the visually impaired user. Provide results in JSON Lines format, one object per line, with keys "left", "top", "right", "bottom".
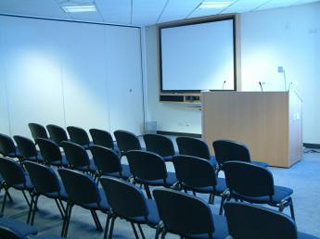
{"left": 259, "top": 81, "right": 264, "bottom": 92}
{"left": 222, "top": 80, "right": 227, "bottom": 90}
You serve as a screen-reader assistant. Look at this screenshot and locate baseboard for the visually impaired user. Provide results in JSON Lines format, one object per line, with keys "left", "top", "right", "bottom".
{"left": 157, "top": 131, "right": 202, "bottom": 138}
{"left": 303, "top": 143, "right": 320, "bottom": 149}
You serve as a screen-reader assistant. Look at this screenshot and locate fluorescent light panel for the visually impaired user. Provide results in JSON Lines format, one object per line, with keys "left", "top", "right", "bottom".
{"left": 62, "top": 4, "right": 97, "bottom": 13}
{"left": 199, "top": 1, "right": 234, "bottom": 9}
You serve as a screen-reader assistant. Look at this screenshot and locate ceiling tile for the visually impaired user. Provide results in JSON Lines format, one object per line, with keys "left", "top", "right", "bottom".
{"left": 158, "top": 0, "right": 203, "bottom": 24}
{"left": 96, "top": 0, "right": 131, "bottom": 25}
{"left": 222, "top": 0, "right": 273, "bottom": 13}
{"left": 0, "top": 0, "right": 70, "bottom": 19}
{"left": 132, "top": 0, "right": 168, "bottom": 26}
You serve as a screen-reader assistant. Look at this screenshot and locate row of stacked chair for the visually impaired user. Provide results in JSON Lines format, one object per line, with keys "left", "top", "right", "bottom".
{"left": 0, "top": 123, "right": 317, "bottom": 238}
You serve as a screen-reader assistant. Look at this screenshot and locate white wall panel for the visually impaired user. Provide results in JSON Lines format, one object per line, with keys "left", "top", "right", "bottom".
{"left": 0, "top": 17, "right": 10, "bottom": 135}
{"left": 105, "top": 26, "right": 144, "bottom": 135}
{"left": 1, "top": 17, "right": 65, "bottom": 137}
{"left": 57, "top": 22, "right": 110, "bottom": 132}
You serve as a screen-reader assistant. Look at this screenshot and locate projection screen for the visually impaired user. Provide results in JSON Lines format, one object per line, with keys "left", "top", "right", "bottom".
{"left": 160, "top": 17, "right": 236, "bottom": 92}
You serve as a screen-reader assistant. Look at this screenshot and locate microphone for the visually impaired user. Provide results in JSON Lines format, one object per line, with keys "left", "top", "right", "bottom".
{"left": 259, "top": 81, "right": 263, "bottom": 92}
{"left": 222, "top": 80, "right": 227, "bottom": 90}
{"left": 278, "top": 66, "right": 287, "bottom": 91}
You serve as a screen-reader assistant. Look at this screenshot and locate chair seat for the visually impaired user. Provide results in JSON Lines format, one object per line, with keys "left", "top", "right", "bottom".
{"left": 81, "top": 188, "right": 109, "bottom": 212}
{"left": 44, "top": 181, "right": 68, "bottom": 201}
{"left": 48, "top": 156, "right": 68, "bottom": 167}
{"left": 28, "top": 234, "right": 64, "bottom": 239}
{"left": 177, "top": 210, "right": 227, "bottom": 239}
{"left": 102, "top": 164, "right": 131, "bottom": 179}
{"left": 26, "top": 152, "right": 44, "bottom": 163}
{"left": 13, "top": 173, "right": 34, "bottom": 191}
{"left": 75, "top": 159, "right": 97, "bottom": 173}
{"left": 298, "top": 232, "right": 320, "bottom": 239}
{"left": 127, "top": 199, "right": 160, "bottom": 225}
{"left": 252, "top": 160, "right": 269, "bottom": 168}
{"left": 0, "top": 217, "right": 38, "bottom": 237}
{"left": 234, "top": 186, "right": 293, "bottom": 204}
{"left": 135, "top": 172, "right": 178, "bottom": 187}
{"left": 184, "top": 178, "right": 227, "bottom": 195}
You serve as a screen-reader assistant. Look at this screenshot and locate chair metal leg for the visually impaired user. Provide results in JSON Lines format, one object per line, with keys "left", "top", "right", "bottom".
{"left": 90, "top": 210, "right": 102, "bottom": 231}
{"left": 22, "top": 190, "right": 32, "bottom": 208}
{"left": 131, "top": 222, "right": 139, "bottom": 239}
{"left": 137, "top": 224, "right": 146, "bottom": 239}
{"left": 54, "top": 199, "right": 65, "bottom": 219}
{"left": 289, "top": 198, "right": 295, "bottom": 220}
{"left": 31, "top": 195, "right": 40, "bottom": 225}
{"left": 108, "top": 216, "right": 116, "bottom": 239}
{"left": 61, "top": 203, "right": 73, "bottom": 238}
{"left": 27, "top": 193, "right": 34, "bottom": 224}
{"left": 104, "top": 214, "right": 112, "bottom": 239}
{"left": 144, "top": 184, "right": 152, "bottom": 199}
{"left": 219, "top": 190, "right": 229, "bottom": 215}
{"left": 161, "top": 230, "right": 167, "bottom": 239}
{"left": 1, "top": 189, "right": 8, "bottom": 214}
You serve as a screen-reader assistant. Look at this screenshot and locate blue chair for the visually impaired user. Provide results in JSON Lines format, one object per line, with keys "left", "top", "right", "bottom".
{"left": 46, "top": 124, "right": 69, "bottom": 146}
{"left": 143, "top": 134, "right": 176, "bottom": 162}
{"left": 24, "top": 161, "right": 67, "bottom": 225}
{"left": 14, "top": 135, "right": 44, "bottom": 163}
{"left": 0, "top": 157, "right": 34, "bottom": 216}
{"left": 100, "top": 176, "right": 160, "bottom": 239}
{"left": 126, "top": 150, "right": 177, "bottom": 199}
{"left": 0, "top": 133, "right": 22, "bottom": 159}
{"left": 0, "top": 217, "right": 38, "bottom": 239}
{"left": 66, "top": 126, "right": 92, "bottom": 150}
{"left": 28, "top": 123, "right": 49, "bottom": 140}
{"left": 58, "top": 168, "right": 110, "bottom": 237}
{"left": 36, "top": 138, "right": 68, "bottom": 167}
{"left": 224, "top": 202, "right": 319, "bottom": 239}
{"left": 172, "top": 155, "right": 227, "bottom": 205}
{"left": 114, "top": 130, "right": 142, "bottom": 156}
{"left": 90, "top": 145, "right": 131, "bottom": 180}
{"left": 222, "top": 161, "right": 295, "bottom": 219}
{"left": 89, "top": 128, "right": 119, "bottom": 154}
{"left": 176, "top": 136, "right": 216, "bottom": 166}
{"left": 153, "top": 188, "right": 228, "bottom": 239}
{"left": 213, "top": 139, "right": 268, "bottom": 172}
{"left": 61, "top": 141, "right": 97, "bottom": 174}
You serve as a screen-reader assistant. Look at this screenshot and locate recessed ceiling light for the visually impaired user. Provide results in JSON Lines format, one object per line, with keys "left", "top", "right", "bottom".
{"left": 62, "top": 4, "right": 97, "bottom": 13}
{"left": 199, "top": 1, "right": 233, "bottom": 9}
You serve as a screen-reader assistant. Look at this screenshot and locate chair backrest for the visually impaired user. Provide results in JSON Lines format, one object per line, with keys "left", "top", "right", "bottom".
{"left": 213, "top": 140, "right": 251, "bottom": 168}
{"left": 0, "top": 133, "right": 16, "bottom": 156}
{"left": 24, "top": 161, "right": 61, "bottom": 194}
{"left": 61, "top": 141, "right": 90, "bottom": 168}
{"left": 58, "top": 168, "right": 100, "bottom": 205}
{"left": 66, "top": 126, "right": 90, "bottom": 147}
{"left": 0, "top": 157, "right": 26, "bottom": 186}
{"left": 223, "top": 161, "right": 274, "bottom": 197}
{"left": 143, "top": 134, "right": 175, "bottom": 157}
{"left": 114, "top": 130, "right": 141, "bottom": 154}
{"left": 0, "top": 226, "right": 21, "bottom": 239}
{"left": 176, "top": 136, "right": 210, "bottom": 160}
{"left": 28, "top": 123, "right": 49, "bottom": 140}
{"left": 153, "top": 188, "right": 215, "bottom": 236}
{"left": 47, "top": 124, "right": 69, "bottom": 145}
{"left": 100, "top": 176, "right": 148, "bottom": 219}
{"left": 13, "top": 135, "right": 37, "bottom": 159}
{"left": 224, "top": 202, "right": 298, "bottom": 239}
{"left": 173, "top": 155, "right": 217, "bottom": 188}
{"left": 89, "top": 129, "right": 114, "bottom": 149}
{"left": 36, "top": 138, "right": 63, "bottom": 164}
{"left": 90, "top": 145, "right": 122, "bottom": 174}
{"left": 126, "top": 150, "right": 167, "bottom": 181}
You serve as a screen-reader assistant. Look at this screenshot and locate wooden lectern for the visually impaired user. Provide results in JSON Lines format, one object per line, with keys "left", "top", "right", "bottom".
{"left": 202, "top": 91, "right": 303, "bottom": 167}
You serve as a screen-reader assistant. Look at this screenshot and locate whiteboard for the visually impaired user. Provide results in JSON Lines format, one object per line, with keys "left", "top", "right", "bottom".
{"left": 160, "top": 18, "right": 235, "bottom": 92}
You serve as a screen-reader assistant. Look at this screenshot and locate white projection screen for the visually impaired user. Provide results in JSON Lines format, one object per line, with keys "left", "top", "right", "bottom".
{"left": 160, "top": 17, "right": 236, "bottom": 92}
